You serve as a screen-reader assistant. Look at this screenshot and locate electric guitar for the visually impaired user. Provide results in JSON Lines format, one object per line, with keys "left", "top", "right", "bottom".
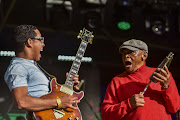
{"left": 32, "top": 28, "right": 94, "bottom": 120}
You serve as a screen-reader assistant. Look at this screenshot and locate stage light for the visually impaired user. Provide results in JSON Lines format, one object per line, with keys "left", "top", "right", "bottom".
{"left": 88, "top": 18, "right": 97, "bottom": 29}
{"left": 113, "top": 0, "right": 133, "bottom": 32}
{"left": 84, "top": 10, "right": 102, "bottom": 29}
{"left": 45, "top": 0, "right": 73, "bottom": 25}
{"left": 151, "top": 20, "right": 169, "bottom": 35}
{"left": 0, "top": 51, "right": 15, "bottom": 57}
{"left": 145, "top": 14, "right": 169, "bottom": 35}
{"left": 86, "top": 0, "right": 107, "bottom": 5}
{"left": 117, "top": 21, "right": 131, "bottom": 30}
{"left": 118, "top": 0, "right": 133, "bottom": 7}
{"left": 46, "top": 0, "right": 72, "bottom": 10}
{"left": 57, "top": 55, "right": 93, "bottom": 62}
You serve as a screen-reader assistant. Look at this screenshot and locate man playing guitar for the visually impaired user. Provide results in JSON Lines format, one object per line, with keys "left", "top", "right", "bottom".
{"left": 4, "top": 25, "right": 81, "bottom": 119}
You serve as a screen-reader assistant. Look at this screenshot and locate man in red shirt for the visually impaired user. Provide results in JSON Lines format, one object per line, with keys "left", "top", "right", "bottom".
{"left": 101, "top": 39, "right": 180, "bottom": 120}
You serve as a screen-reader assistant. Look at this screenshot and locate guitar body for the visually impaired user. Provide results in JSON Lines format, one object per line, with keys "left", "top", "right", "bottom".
{"left": 33, "top": 78, "right": 84, "bottom": 120}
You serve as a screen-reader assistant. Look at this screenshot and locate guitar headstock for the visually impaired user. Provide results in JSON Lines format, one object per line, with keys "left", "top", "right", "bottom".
{"left": 77, "top": 28, "right": 94, "bottom": 44}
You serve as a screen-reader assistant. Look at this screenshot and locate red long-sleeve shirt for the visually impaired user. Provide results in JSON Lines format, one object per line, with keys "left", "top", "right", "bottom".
{"left": 101, "top": 64, "right": 180, "bottom": 120}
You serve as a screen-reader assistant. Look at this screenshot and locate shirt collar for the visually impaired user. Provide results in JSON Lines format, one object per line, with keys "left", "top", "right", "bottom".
{"left": 136, "top": 62, "right": 147, "bottom": 72}
{"left": 12, "top": 57, "right": 35, "bottom": 64}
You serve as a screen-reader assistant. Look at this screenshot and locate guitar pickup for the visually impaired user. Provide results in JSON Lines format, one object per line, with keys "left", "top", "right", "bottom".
{"left": 53, "top": 109, "right": 65, "bottom": 119}
{"left": 60, "top": 85, "right": 73, "bottom": 96}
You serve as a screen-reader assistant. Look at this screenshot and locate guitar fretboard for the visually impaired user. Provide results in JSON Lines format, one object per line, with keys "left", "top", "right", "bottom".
{"left": 64, "top": 40, "right": 88, "bottom": 89}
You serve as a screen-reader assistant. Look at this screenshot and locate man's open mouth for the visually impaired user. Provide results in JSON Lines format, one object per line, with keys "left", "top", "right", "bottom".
{"left": 125, "top": 61, "right": 132, "bottom": 67}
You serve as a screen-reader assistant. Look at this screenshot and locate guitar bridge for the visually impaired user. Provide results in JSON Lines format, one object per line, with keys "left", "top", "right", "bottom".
{"left": 60, "top": 85, "right": 73, "bottom": 95}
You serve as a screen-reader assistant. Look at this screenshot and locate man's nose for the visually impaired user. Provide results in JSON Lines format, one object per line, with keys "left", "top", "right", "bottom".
{"left": 42, "top": 42, "right": 45, "bottom": 47}
{"left": 125, "top": 54, "right": 130, "bottom": 58}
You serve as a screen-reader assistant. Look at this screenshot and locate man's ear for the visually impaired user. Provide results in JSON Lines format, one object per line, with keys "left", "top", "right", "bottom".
{"left": 142, "top": 52, "right": 148, "bottom": 61}
{"left": 26, "top": 38, "right": 33, "bottom": 47}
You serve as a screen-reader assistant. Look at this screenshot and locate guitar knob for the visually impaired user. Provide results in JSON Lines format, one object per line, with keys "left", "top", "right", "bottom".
{"left": 68, "top": 117, "right": 72, "bottom": 120}
{"left": 75, "top": 117, "right": 79, "bottom": 120}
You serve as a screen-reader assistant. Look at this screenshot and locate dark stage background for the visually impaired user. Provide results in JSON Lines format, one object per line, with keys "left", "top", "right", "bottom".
{"left": 0, "top": 0, "right": 180, "bottom": 120}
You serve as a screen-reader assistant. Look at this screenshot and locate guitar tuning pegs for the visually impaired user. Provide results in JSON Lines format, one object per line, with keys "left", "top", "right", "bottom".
{"left": 77, "top": 35, "right": 81, "bottom": 39}
{"left": 80, "top": 30, "right": 83, "bottom": 33}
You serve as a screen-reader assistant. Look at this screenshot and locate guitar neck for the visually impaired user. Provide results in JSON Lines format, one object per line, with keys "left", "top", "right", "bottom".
{"left": 64, "top": 40, "right": 88, "bottom": 89}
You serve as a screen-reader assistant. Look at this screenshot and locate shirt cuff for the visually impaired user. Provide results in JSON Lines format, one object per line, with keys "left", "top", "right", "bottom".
{"left": 161, "top": 83, "right": 172, "bottom": 98}
{"left": 121, "top": 98, "right": 134, "bottom": 113}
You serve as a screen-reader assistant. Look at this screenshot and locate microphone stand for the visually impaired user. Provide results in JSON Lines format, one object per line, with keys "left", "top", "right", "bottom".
{"left": 84, "top": 97, "right": 101, "bottom": 120}
{"left": 1, "top": 96, "right": 13, "bottom": 120}
{"left": 78, "top": 79, "right": 101, "bottom": 120}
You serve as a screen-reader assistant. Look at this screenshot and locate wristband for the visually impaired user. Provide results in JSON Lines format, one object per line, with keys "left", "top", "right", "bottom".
{"left": 56, "top": 97, "right": 61, "bottom": 109}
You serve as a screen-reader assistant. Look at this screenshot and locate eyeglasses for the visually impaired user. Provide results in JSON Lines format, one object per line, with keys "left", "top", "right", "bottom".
{"left": 121, "top": 50, "right": 139, "bottom": 57}
{"left": 31, "top": 37, "right": 44, "bottom": 43}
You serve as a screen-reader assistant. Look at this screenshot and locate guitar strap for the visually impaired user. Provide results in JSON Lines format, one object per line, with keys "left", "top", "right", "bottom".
{"left": 35, "top": 62, "right": 56, "bottom": 79}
